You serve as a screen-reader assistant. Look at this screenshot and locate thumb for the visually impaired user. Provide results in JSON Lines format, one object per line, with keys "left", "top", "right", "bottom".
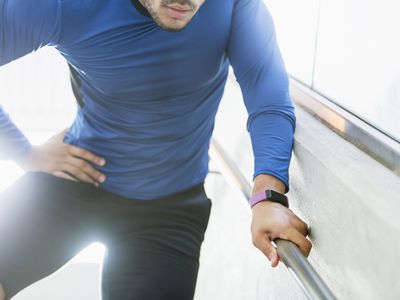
{"left": 256, "top": 234, "right": 280, "bottom": 268}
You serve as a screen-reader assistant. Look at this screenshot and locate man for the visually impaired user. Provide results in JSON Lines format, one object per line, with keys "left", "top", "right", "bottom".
{"left": 0, "top": 0, "right": 312, "bottom": 299}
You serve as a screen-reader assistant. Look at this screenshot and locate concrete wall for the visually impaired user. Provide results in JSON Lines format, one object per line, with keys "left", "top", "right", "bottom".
{"left": 288, "top": 108, "right": 400, "bottom": 300}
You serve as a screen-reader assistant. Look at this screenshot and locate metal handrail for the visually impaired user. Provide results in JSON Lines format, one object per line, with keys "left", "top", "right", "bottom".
{"left": 290, "top": 78, "right": 400, "bottom": 175}
{"left": 209, "top": 138, "right": 337, "bottom": 300}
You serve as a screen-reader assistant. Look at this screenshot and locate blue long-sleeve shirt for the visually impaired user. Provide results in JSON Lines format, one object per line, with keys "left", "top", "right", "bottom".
{"left": 0, "top": 0, "right": 295, "bottom": 200}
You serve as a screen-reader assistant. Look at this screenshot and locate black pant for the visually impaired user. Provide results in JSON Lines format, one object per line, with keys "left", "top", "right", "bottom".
{"left": 0, "top": 172, "right": 212, "bottom": 299}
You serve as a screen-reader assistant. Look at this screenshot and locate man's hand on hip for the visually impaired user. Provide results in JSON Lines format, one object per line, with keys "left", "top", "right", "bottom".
{"left": 15, "top": 129, "right": 106, "bottom": 187}
{"left": 251, "top": 200, "right": 311, "bottom": 268}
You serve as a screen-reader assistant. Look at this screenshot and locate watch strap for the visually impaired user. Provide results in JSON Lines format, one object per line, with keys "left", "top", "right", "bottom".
{"left": 249, "top": 190, "right": 289, "bottom": 208}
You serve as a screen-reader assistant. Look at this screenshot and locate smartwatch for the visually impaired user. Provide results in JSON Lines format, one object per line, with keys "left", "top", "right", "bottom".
{"left": 249, "top": 189, "right": 289, "bottom": 208}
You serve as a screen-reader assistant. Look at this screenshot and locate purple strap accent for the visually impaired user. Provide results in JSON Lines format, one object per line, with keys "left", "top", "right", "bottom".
{"left": 249, "top": 190, "right": 289, "bottom": 208}
{"left": 249, "top": 191, "right": 268, "bottom": 208}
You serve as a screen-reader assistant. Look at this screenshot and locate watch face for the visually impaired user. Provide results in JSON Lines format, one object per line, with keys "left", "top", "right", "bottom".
{"left": 266, "top": 190, "right": 289, "bottom": 207}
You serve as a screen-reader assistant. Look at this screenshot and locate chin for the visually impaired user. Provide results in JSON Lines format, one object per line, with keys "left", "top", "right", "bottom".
{"left": 158, "top": 16, "right": 193, "bottom": 32}
{"left": 162, "top": 24, "right": 187, "bottom": 32}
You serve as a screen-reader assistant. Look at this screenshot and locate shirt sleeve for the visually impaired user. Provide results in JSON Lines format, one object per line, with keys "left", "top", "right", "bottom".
{"left": 227, "top": 0, "right": 295, "bottom": 192}
{"left": 0, "top": 0, "right": 61, "bottom": 159}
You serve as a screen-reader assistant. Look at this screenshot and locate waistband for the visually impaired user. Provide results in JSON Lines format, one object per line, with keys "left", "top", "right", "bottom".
{"left": 29, "top": 171, "right": 206, "bottom": 204}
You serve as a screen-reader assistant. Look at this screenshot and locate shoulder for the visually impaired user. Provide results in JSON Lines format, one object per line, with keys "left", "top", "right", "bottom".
{"left": 3, "top": 0, "right": 61, "bottom": 22}
{"left": 2, "top": 0, "right": 61, "bottom": 42}
{"left": 1, "top": 0, "right": 62, "bottom": 45}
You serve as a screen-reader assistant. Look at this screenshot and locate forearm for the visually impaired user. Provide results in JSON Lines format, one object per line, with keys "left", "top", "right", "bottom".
{"left": 0, "top": 106, "right": 31, "bottom": 160}
{"left": 252, "top": 173, "right": 286, "bottom": 196}
{"left": 248, "top": 109, "right": 295, "bottom": 193}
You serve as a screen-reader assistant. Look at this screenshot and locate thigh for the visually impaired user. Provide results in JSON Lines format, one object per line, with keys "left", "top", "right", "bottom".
{"left": 101, "top": 184, "right": 212, "bottom": 300}
{"left": 102, "top": 240, "right": 201, "bottom": 300}
{"left": 0, "top": 172, "right": 93, "bottom": 299}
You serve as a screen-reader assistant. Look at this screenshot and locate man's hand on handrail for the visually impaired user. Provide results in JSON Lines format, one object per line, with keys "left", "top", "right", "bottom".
{"left": 250, "top": 174, "right": 311, "bottom": 268}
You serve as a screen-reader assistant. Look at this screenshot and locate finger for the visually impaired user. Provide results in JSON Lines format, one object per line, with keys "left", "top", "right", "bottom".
{"left": 66, "top": 156, "right": 106, "bottom": 183}
{"left": 290, "top": 217, "right": 309, "bottom": 236}
{"left": 252, "top": 233, "right": 279, "bottom": 268}
{"left": 66, "top": 145, "right": 106, "bottom": 166}
{"left": 53, "top": 171, "right": 78, "bottom": 182}
{"left": 61, "top": 163, "right": 99, "bottom": 186}
{"left": 279, "top": 228, "right": 312, "bottom": 257}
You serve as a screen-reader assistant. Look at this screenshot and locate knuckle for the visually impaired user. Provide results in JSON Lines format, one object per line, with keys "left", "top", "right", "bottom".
{"left": 76, "top": 148, "right": 86, "bottom": 157}
{"left": 300, "top": 239, "right": 312, "bottom": 255}
{"left": 81, "top": 163, "right": 92, "bottom": 172}
{"left": 297, "top": 218, "right": 308, "bottom": 229}
{"left": 295, "top": 221, "right": 308, "bottom": 235}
